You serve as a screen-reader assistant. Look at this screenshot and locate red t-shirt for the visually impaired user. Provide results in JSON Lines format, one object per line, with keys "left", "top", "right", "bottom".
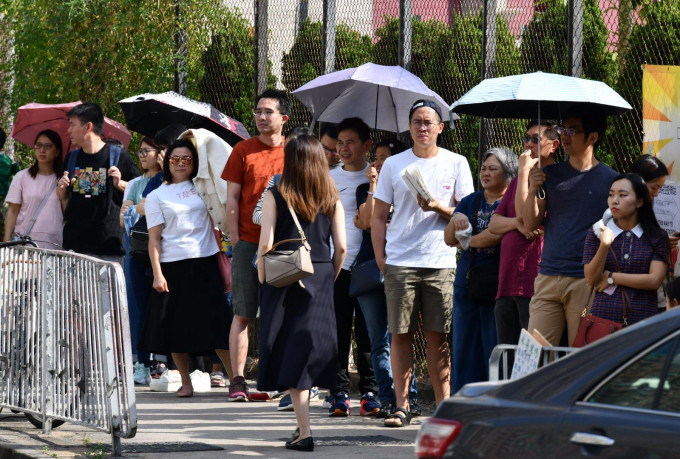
{"left": 495, "top": 177, "right": 543, "bottom": 298}
{"left": 221, "top": 137, "right": 284, "bottom": 244}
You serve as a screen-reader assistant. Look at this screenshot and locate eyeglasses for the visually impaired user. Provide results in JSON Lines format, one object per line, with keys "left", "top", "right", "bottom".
{"left": 34, "top": 142, "right": 54, "bottom": 151}
{"left": 137, "top": 148, "right": 158, "bottom": 157}
{"left": 557, "top": 127, "right": 585, "bottom": 137}
{"left": 169, "top": 155, "right": 193, "bottom": 166}
{"left": 322, "top": 144, "right": 338, "bottom": 155}
{"left": 522, "top": 135, "right": 540, "bottom": 145}
{"left": 253, "top": 109, "right": 278, "bottom": 117}
{"left": 410, "top": 120, "right": 440, "bottom": 130}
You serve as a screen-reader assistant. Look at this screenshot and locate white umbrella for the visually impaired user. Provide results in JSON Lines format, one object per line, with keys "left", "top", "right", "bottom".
{"left": 292, "top": 62, "right": 458, "bottom": 133}
{"left": 450, "top": 71, "right": 632, "bottom": 166}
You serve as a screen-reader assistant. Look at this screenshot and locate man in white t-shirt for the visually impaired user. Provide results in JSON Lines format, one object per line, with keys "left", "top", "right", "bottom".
{"left": 372, "top": 100, "right": 474, "bottom": 426}
{"left": 326, "top": 117, "right": 378, "bottom": 417}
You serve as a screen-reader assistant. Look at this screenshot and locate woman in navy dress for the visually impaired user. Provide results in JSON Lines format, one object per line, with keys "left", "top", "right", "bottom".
{"left": 257, "top": 134, "right": 346, "bottom": 452}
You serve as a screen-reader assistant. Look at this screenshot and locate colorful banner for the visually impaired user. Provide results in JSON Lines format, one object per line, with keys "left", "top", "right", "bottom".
{"left": 642, "top": 65, "right": 680, "bottom": 181}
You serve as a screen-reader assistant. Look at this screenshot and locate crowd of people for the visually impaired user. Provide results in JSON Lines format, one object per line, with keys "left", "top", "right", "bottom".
{"left": 1, "top": 90, "right": 678, "bottom": 452}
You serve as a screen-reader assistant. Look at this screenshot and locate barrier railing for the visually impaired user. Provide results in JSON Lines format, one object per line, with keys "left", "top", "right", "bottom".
{"left": 488, "top": 344, "right": 578, "bottom": 382}
{"left": 0, "top": 245, "right": 136, "bottom": 456}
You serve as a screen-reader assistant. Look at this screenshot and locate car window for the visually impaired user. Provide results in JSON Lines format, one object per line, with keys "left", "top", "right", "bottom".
{"left": 588, "top": 337, "right": 680, "bottom": 412}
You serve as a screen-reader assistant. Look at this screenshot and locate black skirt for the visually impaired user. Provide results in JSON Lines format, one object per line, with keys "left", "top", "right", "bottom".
{"left": 257, "top": 261, "right": 338, "bottom": 392}
{"left": 139, "top": 254, "right": 230, "bottom": 355}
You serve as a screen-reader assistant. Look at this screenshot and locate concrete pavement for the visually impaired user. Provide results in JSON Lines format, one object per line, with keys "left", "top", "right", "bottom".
{"left": 0, "top": 382, "right": 428, "bottom": 458}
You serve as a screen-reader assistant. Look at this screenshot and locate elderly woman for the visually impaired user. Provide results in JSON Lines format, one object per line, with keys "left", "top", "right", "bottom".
{"left": 445, "top": 147, "right": 518, "bottom": 391}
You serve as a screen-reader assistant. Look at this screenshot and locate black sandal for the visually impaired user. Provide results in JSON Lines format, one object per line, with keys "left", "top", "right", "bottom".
{"left": 384, "top": 407, "right": 411, "bottom": 427}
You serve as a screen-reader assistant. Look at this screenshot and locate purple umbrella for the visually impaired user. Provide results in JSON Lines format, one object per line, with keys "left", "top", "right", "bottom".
{"left": 292, "top": 63, "right": 457, "bottom": 132}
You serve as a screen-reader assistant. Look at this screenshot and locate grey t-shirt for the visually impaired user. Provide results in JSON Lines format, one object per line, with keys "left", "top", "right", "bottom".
{"left": 539, "top": 161, "right": 618, "bottom": 277}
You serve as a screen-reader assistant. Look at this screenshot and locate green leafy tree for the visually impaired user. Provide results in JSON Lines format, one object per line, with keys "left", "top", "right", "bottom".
{"left": 281, "top": 19, "right": 373, "bottom": 129}
{"left": 608, "top": 0, "right": 680, "bottom": 170}
{"left": 520, "top": 0, "right": 616, "bottom": 87}
{"left": 197, "top": 8, "right": 276, "bottom": 136}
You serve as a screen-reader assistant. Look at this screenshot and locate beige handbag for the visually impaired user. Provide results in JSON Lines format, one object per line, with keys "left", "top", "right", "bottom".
{"left": 261, "top": 201, "right": 314, "bottom": 288}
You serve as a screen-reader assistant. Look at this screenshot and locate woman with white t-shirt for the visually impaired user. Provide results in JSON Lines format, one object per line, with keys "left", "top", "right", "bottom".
{"left": 139, "top": 139, "right": 231, "bottom": 398}
{"left": 3, "top": 129, "right": 63, "bottom": 248}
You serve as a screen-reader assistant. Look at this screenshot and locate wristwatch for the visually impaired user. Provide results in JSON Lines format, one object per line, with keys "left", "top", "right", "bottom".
{"left": 607, "top": 272, "right": 614, "bottom": 285}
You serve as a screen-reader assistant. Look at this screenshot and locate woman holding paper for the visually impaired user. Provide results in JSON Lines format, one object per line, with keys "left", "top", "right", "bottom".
{"left": 583, "top": 173, "right": 669, "bottom": 331}
{"left": 445, "top": 147, "right": 518, "bottom": 392}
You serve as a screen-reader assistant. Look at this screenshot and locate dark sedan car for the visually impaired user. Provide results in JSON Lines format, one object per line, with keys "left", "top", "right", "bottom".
{"left": 416, "top": 308, "right": 680, "bottom": 458}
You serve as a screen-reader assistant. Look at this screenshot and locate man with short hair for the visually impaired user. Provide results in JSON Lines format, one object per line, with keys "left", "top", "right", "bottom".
{"left": 372, "top": 100, "right": 473, "bottom": 426}
{"left": 319, "top": 124, "right": 340, "bottom": 169}
{"left": 523, "top": 106, "right": 618, "bottom": 346}
{"left": 221, "top": 88, "right": 289, "bottom": 401}
{"left": 56, "top": 102, "right": 139, "bottom": 263}
{"left": 326, "top": 117, "right": 378, "bottom": 417}
{"left": 488, "top": 120, "right": 560, "bottom": 348}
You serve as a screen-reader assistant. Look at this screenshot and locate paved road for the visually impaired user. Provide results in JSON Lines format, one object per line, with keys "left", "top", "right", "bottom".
{"left": 0, "top": 384, "right": 426, "bottom": 458}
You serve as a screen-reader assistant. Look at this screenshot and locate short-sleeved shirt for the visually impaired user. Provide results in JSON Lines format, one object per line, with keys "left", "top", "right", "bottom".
{"left": 221, "top": 137, "right": 284, "bottom": 244}
{"left": 582, "top": 222, "right": 669, "bottom": 324}
{"left": 5, "top": 169, "right": 63, "bottom": 248}
{"left": 62, "top": 144, "right": 140, "bottom": 255}
{"left": 539, "top": 161, "right": 618, "bottom": 277}
{"left": 124, "top": 174, "right": 152, "bottom": 204}
{"left": 453, "top": 191, "right": 502, "bottom": 288}
{"left": 495, "top": 177, "right": 542, "bottom": 298}
{"left": 330, "top": 163, "right": 369, "bottom": 269}
{"left": 145, "top": 180, "right": 218, "bottom": 263}
{"left": 374, "top": 147, "right": 474, "bottom": 269}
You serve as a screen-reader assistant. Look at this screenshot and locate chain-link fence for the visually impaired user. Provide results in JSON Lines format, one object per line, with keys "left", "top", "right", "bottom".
{"left": 2, "top": 0, "right": 679, "bottom": 382}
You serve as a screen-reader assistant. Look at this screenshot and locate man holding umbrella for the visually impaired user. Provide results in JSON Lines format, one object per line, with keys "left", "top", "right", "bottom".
{"left": 372, "top": 100, "right": 473, "bottom": 426}
{"left": 57, "top": 102, "right": 139, "bottom": 263}
{"left": 523, "top": 105, "right": 618, "bottom": 346}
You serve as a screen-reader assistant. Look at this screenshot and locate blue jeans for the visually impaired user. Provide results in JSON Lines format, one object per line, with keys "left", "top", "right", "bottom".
{"left": 357, "top": 289, "right": 418, "bottom": 403}
{"left": 124, "top": 252, "right": 152, "bottom": 366}
{"left": 452, "top": 286, "right": 497, "bottom": 392}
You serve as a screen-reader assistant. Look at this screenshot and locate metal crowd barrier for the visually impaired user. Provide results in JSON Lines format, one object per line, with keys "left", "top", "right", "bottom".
{"left": 489, "top": 344, "right": 578, "bottom": 382}
{"left": 0, "top": 245, "right": 136, "bottom": 456}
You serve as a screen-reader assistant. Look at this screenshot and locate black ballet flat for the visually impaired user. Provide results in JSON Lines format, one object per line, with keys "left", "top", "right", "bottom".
{"left": 285, "top": 436, "right": 314, "bottom": 452}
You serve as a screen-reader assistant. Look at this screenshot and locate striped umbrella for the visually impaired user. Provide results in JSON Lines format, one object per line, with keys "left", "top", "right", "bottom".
{"left": 450, "top": 71, "right": 632, "bottom": 166}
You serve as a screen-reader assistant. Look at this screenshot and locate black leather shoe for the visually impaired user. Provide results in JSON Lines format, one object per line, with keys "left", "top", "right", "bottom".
{"left": 285, "top": 436, "right": 314, "bottom": 452}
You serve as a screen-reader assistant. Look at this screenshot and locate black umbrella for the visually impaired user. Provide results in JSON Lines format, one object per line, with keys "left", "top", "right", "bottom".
{"left": 119, "top": 91, "right": 250, "bottom": 146}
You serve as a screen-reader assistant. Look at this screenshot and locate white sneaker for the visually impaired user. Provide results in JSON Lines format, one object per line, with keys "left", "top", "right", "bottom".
{"left": 150, "top": 370, "right": 182, "bottom": 392}
{"left": 190, "top": 370, "right": 211, "bottom": 393}
{"left": 321, "top": 393, "right": 333, "bottom": 409}
{"left": 133, "top": 363, "right": 151, "bottom": 385}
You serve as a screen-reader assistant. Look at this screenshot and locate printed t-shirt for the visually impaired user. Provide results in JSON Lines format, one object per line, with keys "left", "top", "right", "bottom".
{"left": 5, "top": 169, "right": 63, "bottom": 248}
{"left": 62, "top": 144, "right": 140, "bottom": 254}
{"left": 539, "top": 161, "right": 618, "bottom": 277}
{"left": 373, "top": 148, "right": 474, "bottom": 269}
{"left": 221, "top": 137, "right": 284, "bottom": 244}
{"left": 495, "top": 177, "right": 542, "bottom": 298}
{"left": 330, "top": 163, "right": 369, "bottom": 269}
{"left": 145, "top": 180, "right": 218, "bottom": 263}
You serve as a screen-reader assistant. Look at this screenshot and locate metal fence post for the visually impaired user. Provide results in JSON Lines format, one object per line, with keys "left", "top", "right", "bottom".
{"left": 399, "top": 0, "right": 412, "bottom": 71}
{"left": 255, "top": 0, "right": 269, "bottom": 94}
{"left": 568, "top": 0, "right": 583, "bottom": 77}
{"left": 322, "top": 0, "right": 336, "bottom": 74}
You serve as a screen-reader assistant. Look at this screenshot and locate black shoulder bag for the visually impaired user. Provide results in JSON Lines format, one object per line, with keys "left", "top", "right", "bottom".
{"left": 464, "top": 192, "right": 500, "bottom": 307}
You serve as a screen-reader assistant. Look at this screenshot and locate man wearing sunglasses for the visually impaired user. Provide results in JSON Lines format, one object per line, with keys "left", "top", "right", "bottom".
{"left": 489, "top": 120, "right": 559, "bottom": 351}
{"left": 522, "top": 106, "right": 618, "bottom": 347}
{"left": 221, "top": 89, "right": 289, "bottom": 402}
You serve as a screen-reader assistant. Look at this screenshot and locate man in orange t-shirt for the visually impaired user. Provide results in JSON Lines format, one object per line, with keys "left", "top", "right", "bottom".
{"left": 221, "top": 89, "right": 289, "bottom": 401}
